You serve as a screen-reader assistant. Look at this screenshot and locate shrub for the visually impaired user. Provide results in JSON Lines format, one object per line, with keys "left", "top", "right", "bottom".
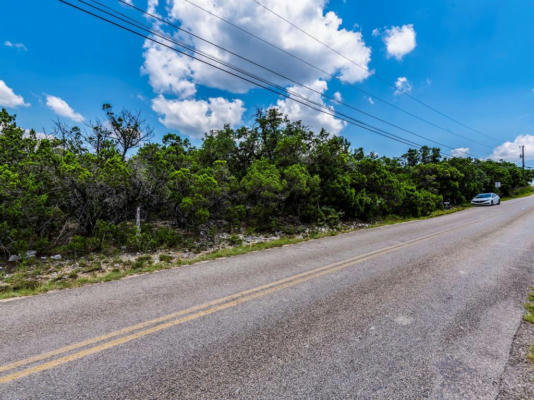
{"left": 133, "top": 255, "right": 153, "bottom": 269}
{"left": 158, "top": 254, "right": 172, "bottom": 263}
{"left": 319, "top": 206, "right": 343, "bottom": 228}
{"left": 228, "top": 235, "right": 243, "bottom": 246}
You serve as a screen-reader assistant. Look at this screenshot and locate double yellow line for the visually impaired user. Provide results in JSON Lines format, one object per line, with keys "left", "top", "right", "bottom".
{"left": 0, "top": 224, "right": 464, "bottom": 384}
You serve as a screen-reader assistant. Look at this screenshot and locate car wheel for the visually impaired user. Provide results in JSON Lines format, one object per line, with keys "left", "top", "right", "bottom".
{"left": 491, "top": 200, "right": 494, "bottom": 205}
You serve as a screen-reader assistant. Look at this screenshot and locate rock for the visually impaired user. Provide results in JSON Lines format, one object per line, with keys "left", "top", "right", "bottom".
{"left": 40, "top": 256, "right": 48, "bottom": 261}
{"left": 26, "top": 250, "right": 37, "bottom": 258}
{"left": 8, "top": 255, "right": 20, "bottom": 262}
{"left": 51, "top": 254, "right": 62, "bottom": 260}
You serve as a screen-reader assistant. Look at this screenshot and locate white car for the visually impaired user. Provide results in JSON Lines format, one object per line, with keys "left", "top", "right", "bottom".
{"left": 471, "top": 192, "right": 500, "bottom": 206}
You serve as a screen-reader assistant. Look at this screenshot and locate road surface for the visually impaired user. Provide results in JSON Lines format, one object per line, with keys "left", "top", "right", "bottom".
{"left": 1, "top": 196, "right": 534, "bottom": 399}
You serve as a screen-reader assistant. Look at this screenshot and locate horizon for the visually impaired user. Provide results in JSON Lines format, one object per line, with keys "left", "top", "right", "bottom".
{"left": 1, "top": 0, "right": 533, "bottom": 166}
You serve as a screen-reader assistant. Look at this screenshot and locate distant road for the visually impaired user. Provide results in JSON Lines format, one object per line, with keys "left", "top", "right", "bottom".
{"left": 1, "top": 197, "right": 534, "bottom": 399}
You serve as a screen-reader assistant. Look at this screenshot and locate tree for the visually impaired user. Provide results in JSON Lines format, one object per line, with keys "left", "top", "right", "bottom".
{"left": 1, "top": 106, "right": 532, "bottom": 258}
{"left": 402, "top": 148, "right": 420, "bottom": 166}
{"left": 86, "top": 119, "right": 115, "bottom": 157}
{"left": 102, "top": 103, "right": 153, "bottom": 161}
{"left": 283, "top": 164, "right": 320, "bottom": 220}
{"left": 241, "top": 159, "right": 285, "bottom": 226}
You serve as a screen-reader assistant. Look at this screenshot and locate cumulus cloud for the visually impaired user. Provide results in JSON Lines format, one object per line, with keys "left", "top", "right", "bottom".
{"left": 4, "top": 41, "right": 27, "bottom": 51}
{"left": 161, "top": 0, "right": 372, "bottom": 88}
{"left": 451, "top": 147, "right": 470, "bottom": 158}
{"left": 275, "top": 79, "right": 345, "bottom": 135}
{"left": 45, "top": 95, "right": 84, "bottom": 122}
{"left": 140, "top": 0, "right": 372, "bottom": 137}
{"left": 489, "top": 134, "right": 534, "bottom": 161}
{"left": 394, "top": 76, "right": 412, "bottom": 95}
{"left": 333, "top": 91, "right": 342, "bottom": 102}
{"left": 141, "top": 44, "right": 196, "bottom": 98}
{"left": 383, "top": 24, "right": 416, "bottom": 60}
{"left": 147, "top": 0, "right": 159, "bottom": 14}
{"left": 0, "top": 80, "right": 28, "bottom": 108}
{"left": 151, "top": 95, "right": 245, "bottom": 138}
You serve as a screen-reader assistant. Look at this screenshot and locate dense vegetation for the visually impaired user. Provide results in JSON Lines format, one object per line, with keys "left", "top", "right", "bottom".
{"left": 1, "top": 106, "right": 532, "bottom": 259}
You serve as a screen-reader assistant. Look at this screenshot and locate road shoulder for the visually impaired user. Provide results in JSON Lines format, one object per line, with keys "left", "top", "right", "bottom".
{"left": 497, "top": 310, "right": 534, "bottom": 398}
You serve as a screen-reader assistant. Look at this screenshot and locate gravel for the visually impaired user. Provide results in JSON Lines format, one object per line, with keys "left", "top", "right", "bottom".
{"left": 497, "top": 311, "right": 534, "bottom": 399}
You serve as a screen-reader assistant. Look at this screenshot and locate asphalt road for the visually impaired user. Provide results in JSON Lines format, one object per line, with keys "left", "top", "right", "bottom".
{"left": 1, "top": 197, "right": 534, "bottom": 399}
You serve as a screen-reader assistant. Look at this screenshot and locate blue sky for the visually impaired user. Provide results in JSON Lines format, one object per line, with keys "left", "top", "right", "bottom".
{"left": 1, "top": 0, "right": 533, "bottom": 164}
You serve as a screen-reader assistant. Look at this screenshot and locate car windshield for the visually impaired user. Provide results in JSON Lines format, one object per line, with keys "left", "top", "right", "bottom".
{"left": 475, "top": 194, "right": 492, "bottom": 198}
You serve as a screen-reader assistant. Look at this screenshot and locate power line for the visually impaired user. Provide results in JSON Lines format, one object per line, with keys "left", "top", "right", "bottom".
{"left": 252, "top": 0, "right": 500, "bottom": 143}
{"left": 58, "top": 0, "right": 425, "bottom": 149}
{"left": 113, "top": 0, "right": 477, "bottom": 156}
{"left": 76, "top": 0, "right": 423, "bottom": 149}
{"left": 180, "top": 0, "right": 493, "bottom": 150}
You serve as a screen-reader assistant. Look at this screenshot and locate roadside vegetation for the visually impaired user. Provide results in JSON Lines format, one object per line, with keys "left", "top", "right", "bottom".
{"left": 1, "top": 105, "right": 532, "bottom": 298}
{"left": 524, "top": 289, "right": 534, "bottom": 362}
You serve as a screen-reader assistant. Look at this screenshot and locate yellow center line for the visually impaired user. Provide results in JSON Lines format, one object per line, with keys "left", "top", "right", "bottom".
{"left": 0, "top": 222, "right": 469, "bottom": 384}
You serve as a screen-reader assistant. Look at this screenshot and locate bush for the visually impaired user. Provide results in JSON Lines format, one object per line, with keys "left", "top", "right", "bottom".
{"left": 228, "top": 234, "right": 243, "bottom": 246}
{"left": 158, "top": 254, "right": 172, "bottom": 263}
{"left": 133, "top": 255, "right": 153, "bottom": 269}
{"left": 1, "top": 106, "right": 532, "bottom": 261}
{"left": 319, "top": 206, "right": 343, "bottom": 228}
{"left": 401, "top": 187, "right": 442, "bottom": 217}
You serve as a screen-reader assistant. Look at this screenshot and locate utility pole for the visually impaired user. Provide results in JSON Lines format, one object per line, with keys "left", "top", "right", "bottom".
{"left": 520, "top": 145, "right": 525, "bottom": 170}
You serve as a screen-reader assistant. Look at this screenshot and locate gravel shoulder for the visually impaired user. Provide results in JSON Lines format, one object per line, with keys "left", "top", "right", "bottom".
{"left": 497, "top": 307, "right": 534, "bottom": 399}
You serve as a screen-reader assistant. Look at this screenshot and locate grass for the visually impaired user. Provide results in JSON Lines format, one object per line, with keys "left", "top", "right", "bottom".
{"left": 501, "top": 186, "right": 534, "bottom": 201}
{"left": 1, "top": 191, "right": 533, "bottom": 300}
{"left": 372, "top": 204, "right": 471, "bottom": 228}
{"left": 0, "top": 236, "right": 330, "bottom": 300}
{"left": 523, "top": 288, "right": 534, "bottom": 362}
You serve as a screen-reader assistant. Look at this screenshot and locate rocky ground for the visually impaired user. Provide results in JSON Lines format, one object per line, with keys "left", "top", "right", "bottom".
{"left": 497, "top": 309, "right": 534, "bottom": 399}
{"left": 0, "top": 222, "right": 369, "bottom": 297}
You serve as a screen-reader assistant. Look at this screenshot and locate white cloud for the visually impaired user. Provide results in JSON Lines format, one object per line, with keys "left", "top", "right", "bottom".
{"left": 0, "top": 80, "right": 28, "bottom": 108}
{"left": 451, "top": 147, "right": 470, "bottom": 158}
{"left": 147, "top": 0, "right": 158, "bottom": 14}
{"left": 141, "top": 44, "right": 196, "bottom": 98}
{"left": 4, "top": 41, "right": 27, "bottom": 51}
{"left": 275, "top": 79, "right": 345, "bottom": 135}
{"left": 151, "top": 95, "right": 245, "bottom": 138}
{"left": 368, "top": 96, "right": 374, "bottom": 105}
{"left": 139, "top": 1, "right": 374, "bottom": 138}
{"left": 45, "top": 95, "right": 84, "bottom": 122}
{"left": 394, "top": 76, "right": 412, "bottom": 95}
{"left": 159, "top": 0, "right": 372, "bottom": 89}
{"left": 371, "top": 28, "right": 380, "bottom": 37}
{"left": 383, "top": 24, "right": 416, "bottom": 60}
{"left": 333, "top": 91, "right": 342, "bottom": 102}
{"left": 489, "top": 134, "right": 534, "bottom": 161}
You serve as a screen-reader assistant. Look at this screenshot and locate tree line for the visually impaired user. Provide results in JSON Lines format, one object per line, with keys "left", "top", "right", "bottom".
{"left": 1, "top": 106, "right": 532, "bottom": 258}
